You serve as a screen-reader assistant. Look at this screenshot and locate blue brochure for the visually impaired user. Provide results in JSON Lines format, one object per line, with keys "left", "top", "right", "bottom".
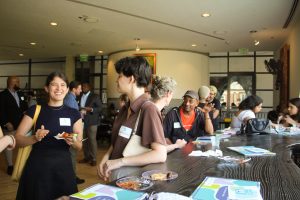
{"left": 190, "top": 176, "right": 263, "bottom": 200}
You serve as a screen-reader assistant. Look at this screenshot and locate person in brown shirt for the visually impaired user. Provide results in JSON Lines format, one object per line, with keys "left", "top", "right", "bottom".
{"left": 97, "top": 57, "right": 167, "bottom": 181}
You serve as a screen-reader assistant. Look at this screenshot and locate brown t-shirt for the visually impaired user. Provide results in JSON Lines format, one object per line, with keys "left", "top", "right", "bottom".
{"left": 110, "top": 94, "right": 166, "bottom": 159}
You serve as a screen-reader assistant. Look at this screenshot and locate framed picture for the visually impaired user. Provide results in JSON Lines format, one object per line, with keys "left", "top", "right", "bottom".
{"left": 134, "top": 53, "right": 156, "bottom": 74}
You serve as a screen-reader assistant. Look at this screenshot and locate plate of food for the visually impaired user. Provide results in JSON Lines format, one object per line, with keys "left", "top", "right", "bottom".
{"left": 142, "top": 170, "right": 178, "bottom": 181}
{"left": 116, "top": 176, "right": 153, "bottom": 191}
{"left": 54, "top": 132, "right": 78, "bottom": 140}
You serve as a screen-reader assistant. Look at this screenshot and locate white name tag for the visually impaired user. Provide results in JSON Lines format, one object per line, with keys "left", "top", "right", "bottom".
{"left": 174, "top": 122, "right": 181, "bottom": 129}
{"left": 59, "top": 118, "right": 71, "bottom": 126}
{"left": 118, "top": 125, "right": 132, "bottom": 139}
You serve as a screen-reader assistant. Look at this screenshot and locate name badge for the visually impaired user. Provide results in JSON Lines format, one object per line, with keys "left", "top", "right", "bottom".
{"left": 21, "top": 96, "right": 24, "bottom": 101}
{"left": 59, "top": 118, "right": 71, "bottom": 126}
{"left": 118, "top": 125, "right": 132, "bottom": 139}
{"left": 174, "top": 122, "right": 181, "bottom": 129}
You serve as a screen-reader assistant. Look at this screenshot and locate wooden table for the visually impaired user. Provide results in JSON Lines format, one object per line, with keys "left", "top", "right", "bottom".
{"left": 114, "top": 134, "right": 300, "bottom": 200}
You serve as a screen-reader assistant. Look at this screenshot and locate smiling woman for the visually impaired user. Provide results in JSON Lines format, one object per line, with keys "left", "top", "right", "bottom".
{"left": 15, "top": 72, "right": 83, "bottom": 200}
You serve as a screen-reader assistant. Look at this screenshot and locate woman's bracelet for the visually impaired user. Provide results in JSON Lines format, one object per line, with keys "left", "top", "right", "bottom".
{"left": 6, "top": 135, "right": 15, "bottom": 150}
{"left": 7, "top": 135, "right": 15, "bottom": 145}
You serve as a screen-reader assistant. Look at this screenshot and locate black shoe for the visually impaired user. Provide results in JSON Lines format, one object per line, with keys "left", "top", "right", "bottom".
{"left": 7, "top": 166, "right": 13, "bottom": 175}
{"left": 90, "top": 160, "right": 97, "bottom": 166}
{"left": 76, "top": 177, "right": 85, "bottom": 184}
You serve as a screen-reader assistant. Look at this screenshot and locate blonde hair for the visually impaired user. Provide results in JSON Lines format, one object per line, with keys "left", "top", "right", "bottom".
{"left": 151, "top": 75, "right": 177, "bottom": 101}
{"left": 209, "top": 85, "right": 218, "bottom": 95}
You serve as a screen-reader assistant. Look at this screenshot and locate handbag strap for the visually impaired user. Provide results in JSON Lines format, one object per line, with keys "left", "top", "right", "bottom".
{"left": 32, "top": 105, "right": 41, "bottom": 131}
{"left": 132, "top": 100, "right": 150, "bottom": 136}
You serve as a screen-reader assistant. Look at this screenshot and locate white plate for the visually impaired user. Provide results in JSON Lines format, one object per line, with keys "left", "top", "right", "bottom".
{"left": 53, "top": 132, "right": 78, "bottom": 140}
{"left": 54, "top": 133, "right": 65, "bottom": 140}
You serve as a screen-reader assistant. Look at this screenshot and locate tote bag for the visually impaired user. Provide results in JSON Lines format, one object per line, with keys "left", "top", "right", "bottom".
{"left": 122, "top": 109, "right": 151, "bottom": 157}
{"left": 12, "top": 105, "right": 41, "bottom": 182}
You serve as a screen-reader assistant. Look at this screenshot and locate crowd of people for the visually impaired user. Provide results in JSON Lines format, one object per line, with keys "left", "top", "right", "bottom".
{"left": 0, "top": 56, "right": 299, "bottom": 199}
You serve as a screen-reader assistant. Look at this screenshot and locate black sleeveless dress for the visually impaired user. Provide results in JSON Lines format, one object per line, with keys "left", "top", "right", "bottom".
{"left": 16, "top": 104, "right": 81, "bottom": 200}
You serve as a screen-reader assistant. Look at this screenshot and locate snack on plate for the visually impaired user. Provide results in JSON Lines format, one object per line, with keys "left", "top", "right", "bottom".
{"left": 116, "top": 176, "right": 153, "bottom": 191}
{"left": 117, "top": 181, "right": 140, "bottom": 190}
{"left": 150, "top": 173, "right": 168, "bottom": 181}
{"left": 142, "top": 170, "right": 178, "bottom": 181}
{"left": 61, "top": 132, "right": 77, "bottom": 139}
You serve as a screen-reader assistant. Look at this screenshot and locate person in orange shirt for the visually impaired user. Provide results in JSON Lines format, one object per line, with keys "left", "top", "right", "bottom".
{"left": 163, "top": 90, "right": 214, "bottom": 144}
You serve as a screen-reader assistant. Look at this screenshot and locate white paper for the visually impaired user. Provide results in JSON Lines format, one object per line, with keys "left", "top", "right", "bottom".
{"left": 189, "top": 149, "right": 223, "bottom": 157}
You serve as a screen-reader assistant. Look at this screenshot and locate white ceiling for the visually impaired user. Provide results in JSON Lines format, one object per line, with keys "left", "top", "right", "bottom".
{"left": 0, "top": 0, "right": 299, "bottom": 60}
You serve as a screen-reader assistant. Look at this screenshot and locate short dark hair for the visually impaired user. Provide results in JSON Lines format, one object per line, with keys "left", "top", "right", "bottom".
{"left": 45, "top": 72, "right": 69, "bottom": 86}
{"left": 69, "top": 80, "right": 81, "bottom": 90}
{"left": 119, "top": 94, "right": 129, "bottom": 103}
{"left": 267, "top": 110, "right": 279, "bottom": 123}
{"left": 238, "top": 95, "right": 263, "bottom": 110}
{"left": 115, "top": 56, "right": 151, "bottom": 87}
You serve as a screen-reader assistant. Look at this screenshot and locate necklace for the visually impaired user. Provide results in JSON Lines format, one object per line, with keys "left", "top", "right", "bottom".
{"left": 48, "top": 104, "right": 64, "bottom": 110}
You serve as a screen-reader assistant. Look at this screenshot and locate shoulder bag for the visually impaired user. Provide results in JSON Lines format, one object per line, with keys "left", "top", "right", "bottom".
{"left": 241, "top": 118, "right": 270, "bottom": 135}
{"left": 122, "top": 108, "right": 151, "bottom": 157}
{"left": 12, "top": 105, "right": 41, "bottom": 182}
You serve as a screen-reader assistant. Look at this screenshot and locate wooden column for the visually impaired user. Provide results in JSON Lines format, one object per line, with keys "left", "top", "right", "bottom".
{"left": 279, "top": 44, "right": 290, "bottom": 111}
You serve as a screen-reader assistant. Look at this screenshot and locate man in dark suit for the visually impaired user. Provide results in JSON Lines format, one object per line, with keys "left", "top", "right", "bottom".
{"left": 78, "top": 83, "right": 102, "bottom": 166}
{"left": 0, "top": 76, "right": 28, "bottom": 175}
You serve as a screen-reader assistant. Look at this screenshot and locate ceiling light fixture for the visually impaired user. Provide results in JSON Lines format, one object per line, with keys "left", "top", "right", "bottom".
{"left": 98, "top": 50, "right": 103, "bottom": 54}
{"left": 30, "top": 42, "right": 36, "bottom": 45}
{"left": 201, "top": 13, "right": 211, "bottom": 17}
{"left": 191, "top": 44, "right": 197, "bottom": 47}
{"left": 134, "top": 38, "right": 141, "bottom": 51}
{"left": 50, "top": 22, "right": 58, "bottom": 26}
{"left": 254, "top": 40, "right": 260, "bottom": 46}
{"left": 19, "top": 53, "right": 24, "bottom": 56}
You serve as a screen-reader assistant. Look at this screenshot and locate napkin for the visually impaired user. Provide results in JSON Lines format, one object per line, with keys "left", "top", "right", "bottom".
{"left": 189, "top": 149, "right": 223, "bottom": 157}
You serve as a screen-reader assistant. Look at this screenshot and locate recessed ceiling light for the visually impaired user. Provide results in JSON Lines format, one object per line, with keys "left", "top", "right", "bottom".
{"left": 50, "top": 22, "right": 58, "bottom": 26}
{"left": 30, "top": 42, "right": 36, "bottom": 45}
{"left": 201, "top": 13, "right": 211, "bottom": 17}
{"left": 98, "top": 50, "right": 103, "bottom": 53}
{"left": 191, "top": 44, "right": 197, "bottom": 47}
{"left": 254, "top": 40, "right": 260, "bottom": 46}
{"left": 19, "top": 53, "right": 24, "bottom": 56}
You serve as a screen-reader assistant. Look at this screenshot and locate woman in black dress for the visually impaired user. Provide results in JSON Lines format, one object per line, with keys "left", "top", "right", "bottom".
{"left": 15, "top": 72, "right": 83, "bottom": 200}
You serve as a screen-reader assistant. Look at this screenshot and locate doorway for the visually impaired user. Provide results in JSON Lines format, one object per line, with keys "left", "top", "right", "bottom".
{"left": 210, "top": 72, "right": 255, "bottom": 112}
